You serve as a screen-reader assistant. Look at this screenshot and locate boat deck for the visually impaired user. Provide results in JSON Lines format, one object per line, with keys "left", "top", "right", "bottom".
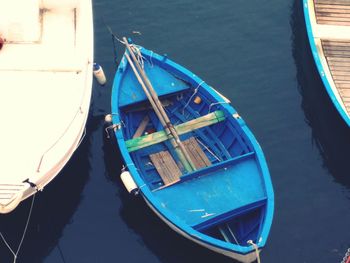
{"left": 0, "top": 1, "right": 92, "bottom": 189}
{"left": 153, "top": 153, "right": 266, "bottom": 228}
{"left": 307, "top": 0, "right": 350, "bottom": 119}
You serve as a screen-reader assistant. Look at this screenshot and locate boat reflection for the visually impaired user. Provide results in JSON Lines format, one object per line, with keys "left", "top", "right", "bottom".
{"left": 0, "top": 116, "right": 92, "bottom": 262}
{"left": 292, "top": 0, "right": 350, "bottom": 189}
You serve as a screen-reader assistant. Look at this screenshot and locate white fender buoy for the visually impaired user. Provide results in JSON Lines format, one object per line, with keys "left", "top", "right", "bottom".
{"left": 120, "top": 170, "right": 138, "bottom": 195}
{"left": 104, "top": 114, "right": 112, "bottom": 123}
{"left": 93, "top": 63, "right": 107, "bottom": 85}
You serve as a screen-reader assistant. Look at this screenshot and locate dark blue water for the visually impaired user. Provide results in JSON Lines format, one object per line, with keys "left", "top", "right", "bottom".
{"left": 1, "top": 0, "right": 350, "bottom": 262}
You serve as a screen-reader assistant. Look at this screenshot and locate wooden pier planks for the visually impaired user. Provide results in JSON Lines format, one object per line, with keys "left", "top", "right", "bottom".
{"left": 322, "top": 39, "right": 350, "bottom": 112}
{"left": 314, "top": 0, "right": 350, "bottom": 25}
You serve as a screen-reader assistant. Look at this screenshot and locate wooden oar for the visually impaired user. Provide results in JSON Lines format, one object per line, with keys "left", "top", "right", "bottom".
{"left": 123, "top": 50, "right": 195, "bottom": 172}
{"left": 123, "top": 39, "right": 198, "bottom": 172}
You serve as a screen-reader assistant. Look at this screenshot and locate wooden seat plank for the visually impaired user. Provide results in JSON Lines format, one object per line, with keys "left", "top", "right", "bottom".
{"left": 314, "top": 0, "right": 350, "bottom": 25}
{"left": 126, "top": 110, "right": 225, "bottom": 152}
{"left": 150, "top": 151, "right": 181, "bottom": 186}
{"left": 132, "top": 115, "right": 150, "bottom": 138}
{"left": 183, "top": 137, "right": 211, "bottom": 169}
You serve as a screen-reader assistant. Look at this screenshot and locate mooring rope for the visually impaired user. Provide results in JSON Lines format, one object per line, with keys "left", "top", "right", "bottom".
{"left": 0, "top": 194, "right": 36, "bottom": 263}
{"left": 341, "top": 248, "right": 350, "bottom": 263}
{"left": 130, "top": 44, "right": 146, "bottom": 69}
{"left": 247, "top": 240, "right": 261, "bottom": 263}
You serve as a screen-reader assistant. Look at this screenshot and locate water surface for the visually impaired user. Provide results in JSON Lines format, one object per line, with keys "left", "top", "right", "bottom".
{"left": 1, "top": 0, "right": 350, "bottom": 262}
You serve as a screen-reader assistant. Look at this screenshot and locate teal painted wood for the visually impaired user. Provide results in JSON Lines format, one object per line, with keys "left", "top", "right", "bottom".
{"left": 303, "top": 0, "right": 350, "bottom": 127}
{"left": 111, "top": 43, "right": 274, "bottom": 260}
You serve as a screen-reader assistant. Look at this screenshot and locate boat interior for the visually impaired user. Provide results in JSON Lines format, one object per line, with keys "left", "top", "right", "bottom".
{"left": 119, "top": 76, "right": 267, "bottom": 246}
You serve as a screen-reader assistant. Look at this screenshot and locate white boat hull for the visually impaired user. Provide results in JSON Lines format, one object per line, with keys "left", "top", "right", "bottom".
{"left": 0, "top": 0, "right": 93, "bottom": 213}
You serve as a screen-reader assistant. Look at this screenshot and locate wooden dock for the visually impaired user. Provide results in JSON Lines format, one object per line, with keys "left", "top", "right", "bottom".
{"left": 306, "top": 0, "right": 350, "bottom": 119}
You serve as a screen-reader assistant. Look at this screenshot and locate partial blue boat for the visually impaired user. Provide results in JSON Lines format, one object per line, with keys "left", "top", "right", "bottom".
{"left": 111, "top": 42, "right": 274, "bottom": 263}
{"left": 303, "top": 0, "right": 350, "bottom": 126}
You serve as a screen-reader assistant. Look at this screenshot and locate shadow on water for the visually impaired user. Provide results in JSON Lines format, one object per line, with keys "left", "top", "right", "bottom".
{"left": 102, "top": 127, "right": 237, "bottom": 263}
{"left": 291, "top": 0, "right": 350, "bottom": 189}
{"left": 0, "top": 113, "right": 96, "bottom": 262}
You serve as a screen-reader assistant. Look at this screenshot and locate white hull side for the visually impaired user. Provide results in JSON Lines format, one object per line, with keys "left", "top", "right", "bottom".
{"left": 0, "top": 0, "right": 93, "bottom": 213}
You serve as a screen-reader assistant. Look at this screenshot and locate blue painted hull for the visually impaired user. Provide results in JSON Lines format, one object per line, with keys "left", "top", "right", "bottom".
{"left": 303, "top": 0, "right": 350, "bottom": 126}
{"left": 111, "top": 44, "right": 274, "bottom": 262}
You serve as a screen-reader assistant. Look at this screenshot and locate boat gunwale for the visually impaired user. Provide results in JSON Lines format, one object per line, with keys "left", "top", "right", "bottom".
{"left": 111, "top": 45, "right": 274, "bottom": 254}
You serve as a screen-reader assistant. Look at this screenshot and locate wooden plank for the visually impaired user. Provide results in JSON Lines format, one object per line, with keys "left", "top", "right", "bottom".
{"left": 339, "top": 88, "right": 350, "bottom": 96}
{"left": 317, "top": 20, "right": 350, "bottom": 26}
{"left": 325, "top": 54, "right": 350, "bottom": 59}
{"left": 317, "top": 12, "right": 350, "bottom": 18}
{"left": 323, "top": 45, "right": 350, "bottom": 52}
{"left": 324, "top": 48, "right": 350, "bottom": 54}
{"left": 331, "top": 76, "right": 350, "bottom": 81}
{"left": 328, "top": 61, "right": 350, "bottom": 67}
{"left": 334, "top": 83, "right": 350, "bottom": 89}
{"left": 316, "top": 7, "right": 350, "bottom": 13}
{"left": 326, "top": 56, "right": 350, "bottom": 62}
{"left": 328, "top": 58, "right": 350, "bottom": 64}
{"left": 322, "top": 40, "right": 350, "bottom": 46}
{"left": 335, "top": 80, "right": 350, "bottom": 86}
{"left": 341, "top": 96, "right": 350, "bottom": 102}
{"left": 315, "top": 0, "right": 350, "bottom": 4}
{"left": 183, "top": 137, "right": 211, "bottom": 169}
{"left": 316, "top": 3, "right": 350, "bottom": 8}
{"left": 329, "top": 70, "right": 350, "bottom": 76}
{"left": 317, "top": 16, "right": 350, "bottom": 23}
{"left": 150, "top": 151, "right": 181, "bottom": 185}
{"left": 132, "top": 115, "right": 150, "bottom": 139}
{"left": 126, "top": 110, "right": 225, "bottom": 152}
{"left": 329, "top": 64, "right": 350, "bottom": 70}
{"left": 323, "top": 51, "right": 350, "bottom": 57}
{"left": 332, "top": 75, "right": 350, "bottom": 81}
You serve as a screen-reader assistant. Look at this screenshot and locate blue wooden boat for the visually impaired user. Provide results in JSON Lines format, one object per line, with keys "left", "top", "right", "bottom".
{"left": 303, "top": 0, "right": 350, "bottom": 126}
{"left": 111, "top": 39, "right": 274, "bottom": 263}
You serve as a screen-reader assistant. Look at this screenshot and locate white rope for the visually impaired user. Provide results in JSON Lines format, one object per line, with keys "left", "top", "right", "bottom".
{"left": 341, "top": 248, "right": 350, "bottom": 263}
{"left": 247, "top": 240, "right": 261, "bottom": 263}
{"left": 0, "top": 232, "right": 16, "bottom": 258}
{"left": 196, "top": 138, "right": 221, "bottom": 162}
{"left": 208, "top": 101, "right": 229, "bottom": 114}
{"left": 0, "top": 194, "right": 36, "bottom": 263}
{"left": 130, "top": 45, "right": 145, "bottom": 69}
{"left": 182, "top": 81, "right": 205, "bottom": 115}
{"left": 149, "top": 50, "right": 154, "bottom": 68}
{"left": 104, "top": 24, "right": 125, "bottom": 45}
{"left": 226, "top": 223, "right": 240, "bottom": 245}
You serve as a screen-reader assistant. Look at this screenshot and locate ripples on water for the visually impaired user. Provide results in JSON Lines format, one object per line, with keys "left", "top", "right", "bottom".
{"left": 1, "top": 0, "right": 350, "bottom": 262}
